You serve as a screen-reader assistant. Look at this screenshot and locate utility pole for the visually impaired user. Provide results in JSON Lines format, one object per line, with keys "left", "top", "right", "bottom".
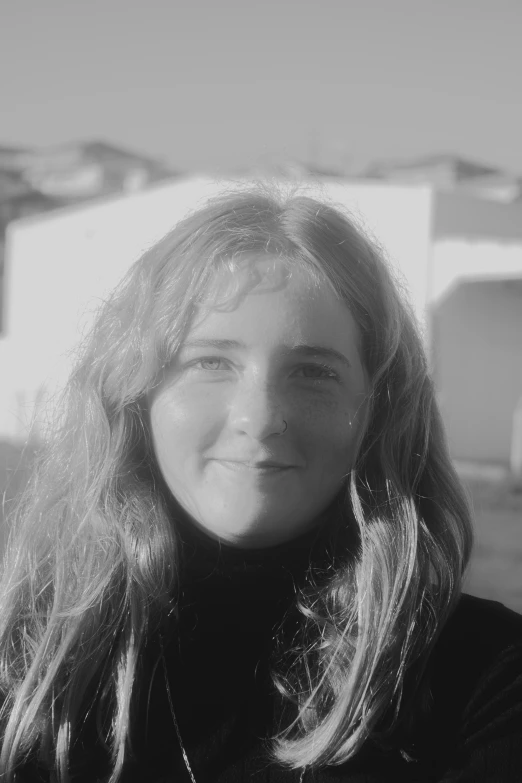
{"left": 511, "top": 395, "right": 522, "bottom": 478}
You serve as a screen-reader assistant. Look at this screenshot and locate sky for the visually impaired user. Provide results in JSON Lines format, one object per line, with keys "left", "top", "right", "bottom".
{"left": 1, "top": 0, "right": 522, "bottom": 174}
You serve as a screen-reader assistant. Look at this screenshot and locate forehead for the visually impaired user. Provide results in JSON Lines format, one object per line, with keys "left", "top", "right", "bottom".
{"left": 188, "top": 256, "right": 361, "bottom": 354}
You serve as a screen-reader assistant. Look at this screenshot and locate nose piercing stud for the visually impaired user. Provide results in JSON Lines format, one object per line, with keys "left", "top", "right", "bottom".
{"left": 278, "top": 420, "right": 288, "bottom": 435}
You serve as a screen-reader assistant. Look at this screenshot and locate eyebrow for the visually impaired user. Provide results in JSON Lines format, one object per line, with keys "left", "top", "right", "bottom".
{"left": 181, "top": 339, "right": 352, "bottom": 369}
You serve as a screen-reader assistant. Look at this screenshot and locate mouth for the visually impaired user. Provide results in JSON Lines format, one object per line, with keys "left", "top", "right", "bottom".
{"left": 213, "top": 459, "right": 295, "bottom": 474}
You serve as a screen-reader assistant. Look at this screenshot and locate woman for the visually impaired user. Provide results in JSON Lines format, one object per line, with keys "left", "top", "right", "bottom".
{"left": 0, "top": 188, "right": 521, "bottom": 783}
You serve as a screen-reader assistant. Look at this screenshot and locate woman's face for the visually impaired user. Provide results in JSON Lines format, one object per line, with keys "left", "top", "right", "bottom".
{"left": 149, "top": 258, "right": 368, "bottom": 548}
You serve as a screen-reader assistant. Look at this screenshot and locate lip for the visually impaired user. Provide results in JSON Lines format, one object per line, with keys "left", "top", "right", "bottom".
{"left": 212, "top": 459, "right": 296, "bottom": 473}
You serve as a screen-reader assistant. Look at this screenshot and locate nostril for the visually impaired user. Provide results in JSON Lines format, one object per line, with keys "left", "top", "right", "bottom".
{"left": 228, "top": 386, "right": 286, "bottom": 440}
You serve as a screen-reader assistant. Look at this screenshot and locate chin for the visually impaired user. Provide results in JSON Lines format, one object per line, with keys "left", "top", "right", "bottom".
{"left": 219, "top": 529, "right": 294, "bottom": 549}
{"left": 214, "top": 514, "right": 313, "bottom": 549}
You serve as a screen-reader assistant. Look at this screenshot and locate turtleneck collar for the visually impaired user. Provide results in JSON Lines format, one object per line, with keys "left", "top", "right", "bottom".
{"left": 176, "top": 510, "right": 328, "bottom": 585}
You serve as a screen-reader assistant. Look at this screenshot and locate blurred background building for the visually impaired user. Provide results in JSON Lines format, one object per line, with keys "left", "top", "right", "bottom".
{"left": 1, "top": 146, "right": 521, "bottom": 473}
{"left": 0, "top": 140, "right": 175, "bottom": 330}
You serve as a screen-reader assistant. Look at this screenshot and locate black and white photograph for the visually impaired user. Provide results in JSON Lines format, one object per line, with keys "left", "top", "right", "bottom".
{"left": 0, "top": 2, "right": 521, "bottom": 781}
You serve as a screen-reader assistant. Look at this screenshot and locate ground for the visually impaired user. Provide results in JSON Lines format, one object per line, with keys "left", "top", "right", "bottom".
{"left": 1, "top": 441, "right": 521, "bottom": 613}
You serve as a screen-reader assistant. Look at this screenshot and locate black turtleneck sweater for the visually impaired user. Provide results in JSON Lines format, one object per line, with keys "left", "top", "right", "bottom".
{"left": 121, "top": 520, "right": 522, "bottom": 783}
{"left": 15, "top": 520, "right": 522, "bottom": 783}
{"left": 125, "top": 517, "right": 325, "bottom": 783}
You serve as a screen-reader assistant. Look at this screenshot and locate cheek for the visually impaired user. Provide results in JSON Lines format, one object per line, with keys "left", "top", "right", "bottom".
{"left": 149, "top": 391, "right": 213, "bottom": 512}
{"left": 296, "top": 392, "right": 365, "bottom": 463}
{"left": 296, "top": 390, "right": 355, "bottom": 433}
{"left": 149, "top": 394, "right": 200, "bottom": 488}
{"left": 151, "top": 384, "right": 222, "bottom": 449}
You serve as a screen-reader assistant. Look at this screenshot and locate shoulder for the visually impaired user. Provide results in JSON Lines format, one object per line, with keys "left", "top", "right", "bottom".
{"left": 432, "top": 593, "right": 522, "bottom": 681}
{"left": 411, "top": 593, "right": 522, "bottom": 780}
{"left": 427, "top": 593, "right": 522, "bottom": 709}
{"left": 438, "top": 592, "right": 522, "bottom": 650}
{"left": 444, "top": 592, "right": 522, "bottom": 641}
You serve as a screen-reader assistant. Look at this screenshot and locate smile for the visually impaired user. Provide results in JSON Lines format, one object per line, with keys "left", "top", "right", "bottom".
{"left": 214, "top": 460, "right": 295, "bottom": 474}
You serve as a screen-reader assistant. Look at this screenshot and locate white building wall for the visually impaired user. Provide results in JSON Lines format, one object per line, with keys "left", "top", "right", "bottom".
{"left": 0, "top": 177, "right": 433, "bottom": 441}
{"left": 432, "top": 278, "right": 522, "bottom": 464}
{"left": 430, "top": 239, "right": 522, "bottom": 465}
{"left": 429, "top": 239, "right": 522, "bottom": 305}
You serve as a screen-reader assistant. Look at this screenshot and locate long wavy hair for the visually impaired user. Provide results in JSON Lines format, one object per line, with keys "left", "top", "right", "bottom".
{"left": 0, "top": 186, "right": 473, "bottom": 781}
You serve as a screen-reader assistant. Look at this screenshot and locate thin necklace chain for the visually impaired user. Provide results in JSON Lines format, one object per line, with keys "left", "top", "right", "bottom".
{"left": 160, "top": 646, "right": 305, "bottom": 782}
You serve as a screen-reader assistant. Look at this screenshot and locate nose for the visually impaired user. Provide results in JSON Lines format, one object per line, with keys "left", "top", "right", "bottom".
{"left": 228, "top": 376, "right": 287, "bottom": 440}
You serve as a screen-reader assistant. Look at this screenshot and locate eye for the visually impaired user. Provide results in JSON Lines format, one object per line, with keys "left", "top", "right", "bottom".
{"left": 192, "top": 356, "right": 231, "bottom": 371}
{"left": 295, "top": 363, "right": 339, "bottom": 381}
